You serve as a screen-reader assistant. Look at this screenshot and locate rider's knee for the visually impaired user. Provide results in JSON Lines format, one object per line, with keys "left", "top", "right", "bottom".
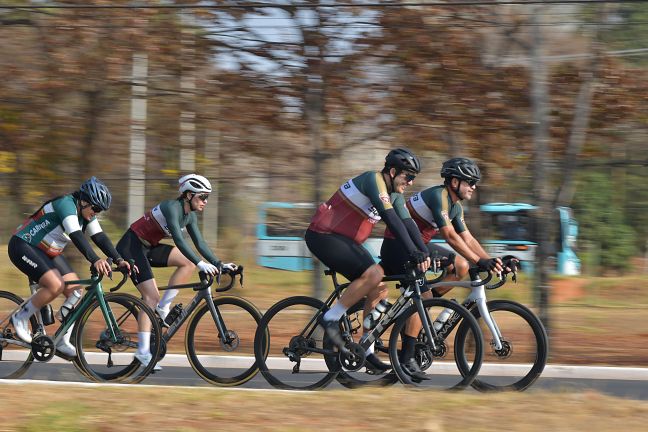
{"left": 364, "top": 264, "right": 384, "bottom": 286}
{"left": 454, "top": 257, "right": 470, "bottom": 278}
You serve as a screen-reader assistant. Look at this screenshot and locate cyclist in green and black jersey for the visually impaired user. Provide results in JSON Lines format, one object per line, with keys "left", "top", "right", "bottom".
{"left": 116, "top": 173, "right": 235, "bottom": 369}
{"left": 8, "top": 177, "right": 131, "bottom": 357}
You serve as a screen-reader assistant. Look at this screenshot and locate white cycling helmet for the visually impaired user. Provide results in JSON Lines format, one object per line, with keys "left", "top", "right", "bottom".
{"left": 178, "top": 174, "right": 212, "bottom": 194}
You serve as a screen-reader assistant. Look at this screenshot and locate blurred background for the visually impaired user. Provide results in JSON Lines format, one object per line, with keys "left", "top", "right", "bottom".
{"left": 1, "top": 1, "right": 647, "bottom": 347}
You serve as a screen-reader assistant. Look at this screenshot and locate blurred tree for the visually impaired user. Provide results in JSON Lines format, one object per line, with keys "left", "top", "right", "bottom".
{"left": 573, "top": 171, "right": 637, "bottom": 270}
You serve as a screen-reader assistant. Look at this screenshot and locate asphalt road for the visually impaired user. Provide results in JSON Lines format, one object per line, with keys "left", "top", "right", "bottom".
{"left": 6, "top": 356, "right": 648, "bottom": 400}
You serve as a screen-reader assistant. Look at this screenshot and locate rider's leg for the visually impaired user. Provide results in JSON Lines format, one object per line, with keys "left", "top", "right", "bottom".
{"left": 323, "top": 264, "right": 384, "bottom": 321}
{"left": 135, "top": 278, "right": 159, "bottom": 352}
{"left": 157, "top": 246, "right": 195, "bottom": 313}
{"left": 12, "top": 269, "right": 65, "bottom": 343}
{"left": 398, "top": 255, "right": 471, "bottom": 379}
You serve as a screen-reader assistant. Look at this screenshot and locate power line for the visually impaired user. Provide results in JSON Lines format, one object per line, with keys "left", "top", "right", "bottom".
{"left": 2, "top": 1, "right": 648, "bottom": 10}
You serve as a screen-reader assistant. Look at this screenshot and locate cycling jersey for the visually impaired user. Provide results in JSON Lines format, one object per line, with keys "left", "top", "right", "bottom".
{"left": 13, "top": 195, "right": 101, "bottom": 257}
{"left": 385, "top": 185, "right": 466, "bottom": 243}
{"left": 129, "top": 198, "right": 219, "bottom": 266}
{"left": 308, "top": 171, "right": 410, "bottom": 244}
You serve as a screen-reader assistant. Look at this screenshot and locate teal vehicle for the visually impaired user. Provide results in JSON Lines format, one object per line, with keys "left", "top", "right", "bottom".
{"left": 256, "top": 201, "right": 383, "bottom": 272}
{"left": 256, "top": 201, "right": 580, "bottom": 275}
{"left": 477, "top": 203, "right": 580, "bottom": 275}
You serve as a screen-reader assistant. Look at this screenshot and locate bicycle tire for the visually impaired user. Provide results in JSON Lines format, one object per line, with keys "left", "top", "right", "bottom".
{"left": 389, "top": 298, "right": 484, "bottom": 389}
{"left": 456, "top": 300, "right": 548, "bottom": 391}
{"left": 0, "top": 291, "right": 38, "bottom": 379}
{"left": 74, "top": 293, "right": 162, "bottom": 384}
{"left": 254, "top": 296, "right": 338, "bottom": 390}
{"left": 332, "top": 299, "right": 398, "bottom": 389}
{"left": 185, "top": 295, "right": 264, "bottom": 386}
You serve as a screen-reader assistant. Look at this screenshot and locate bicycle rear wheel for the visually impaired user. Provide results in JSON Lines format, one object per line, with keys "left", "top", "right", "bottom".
{"left": 185, "top": 296, "right": 263, "bottom": 386}
{"left": 74, "top": 293, "right": 162, "bottom": 384}
{"left": 254, "top": 296, "right": 338, "bottom": 390}
{"left": 389, "top": 298, "right": 484, "bottom": 389}
{"left": 456, "top": 300, "right": 548, "bottom": 391}
{"left": 0, "top": 291, "right": 37, "bottom": 379}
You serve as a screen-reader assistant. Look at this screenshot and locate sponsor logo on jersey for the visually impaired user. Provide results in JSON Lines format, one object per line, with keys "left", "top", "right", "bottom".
{"left": 28, "top": 219, "right": 51, "bottom": 238}
{"left": 441, "top": 210, "right": 450, "bottom": 220}
{"left": 379, "top": 192, "right": 390, "bottom": 204}
{"left": 21, "top": 255, "right": 38, "bottom": 269}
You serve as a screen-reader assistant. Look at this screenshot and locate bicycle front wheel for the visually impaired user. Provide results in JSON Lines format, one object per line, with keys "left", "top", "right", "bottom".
{"left": 185, "top": 296, "right": 263, "bottom": 386}
{"left": 254, "top": 296, "right": 338, "bottom": 390}
{"left": 0, "top": 291, "right": 37, "bottom": 379}
{"left": 456, "top": 300, "right": 548, "bottom": 391}
{"left": 74, "top": 293, "right": 162, "bottom": 384}
{"left": 389, "top": 298, "right": 484, "bottom": 390}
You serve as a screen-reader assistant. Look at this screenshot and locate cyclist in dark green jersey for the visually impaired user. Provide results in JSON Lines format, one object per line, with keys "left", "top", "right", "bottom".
{"left": 381, "top": 157, "right": 506, "bottom": 380}
{"left": 116, "top": 173, "right": 234, "bottom": 369}
{"left": 8, "top": 177, "right": 131, "bottom": 357}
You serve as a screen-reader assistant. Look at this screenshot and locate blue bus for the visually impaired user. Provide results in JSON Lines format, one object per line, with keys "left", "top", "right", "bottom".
{"left": 256, "top": 201, "right": 580, "bottom": 275}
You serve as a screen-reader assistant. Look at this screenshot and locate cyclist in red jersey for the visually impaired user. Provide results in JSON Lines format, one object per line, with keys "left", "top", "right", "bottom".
{"left": 305, "top": 148, "right": 431, "bottom": 371}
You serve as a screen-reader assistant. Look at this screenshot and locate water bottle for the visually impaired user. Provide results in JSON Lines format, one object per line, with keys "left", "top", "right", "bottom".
{"left": 56, "top": 289, "right": 82, "bottom": 322}
{"left": 433, "top": 307, "right": 453, "bottom": 331}
{"left": 363, "top": 299, "right": 390, "bottom": 330}
{"left": 40, "top": 305, "right": 55, "bottom": 326}
{"left": 164, "top": 304, "right": 183, "bottom": 326}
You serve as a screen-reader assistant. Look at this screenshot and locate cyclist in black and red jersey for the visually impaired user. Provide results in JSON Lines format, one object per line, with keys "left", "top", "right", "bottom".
{"left": 116, "top": 174, "right": 236, "bottom": 370}
{"left": 380, "top": 157, "right": 506, "bottom": 380}
{"left": 305, "top": 148, "right": 430, "bottom": 372}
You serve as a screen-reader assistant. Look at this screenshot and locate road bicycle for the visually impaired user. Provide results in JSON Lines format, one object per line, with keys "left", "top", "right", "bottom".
{"left": 149, "top": 265, "right": 266, "bottom": 386}
{"left": 0, "top": 264, "right": 162, "bottom": 384}
{"left": 254, "top": 260, "right": 485, "bottom": 390}
{"left": 432, "top": 264, "right": 549, "bottom": 391}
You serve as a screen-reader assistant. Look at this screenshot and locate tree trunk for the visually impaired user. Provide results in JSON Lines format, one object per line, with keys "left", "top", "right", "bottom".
{"left": 529, "top": 9, "right": 552, "bottom": 335}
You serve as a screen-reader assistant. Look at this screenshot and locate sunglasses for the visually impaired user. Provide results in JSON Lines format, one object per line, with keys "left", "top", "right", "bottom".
{"left": 197, "top": 193, "right": 209, "bottom": 202}
{"left": 464, "top": 179, "right": 478, "bottom": 187}
{"left": 403, "top": 173, "right": 417, "bottom": 182}
{"left": 81, "top": 203, "right": 103, "bottom": 213}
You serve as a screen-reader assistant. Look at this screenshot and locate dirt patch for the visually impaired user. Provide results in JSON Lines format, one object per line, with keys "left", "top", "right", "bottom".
{"left": 551, "top": 278, "right": 586, "bottom": 302}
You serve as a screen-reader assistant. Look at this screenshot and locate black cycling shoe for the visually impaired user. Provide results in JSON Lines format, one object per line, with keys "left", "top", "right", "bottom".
{"left": 365, "top": 353, "right": 391, "bottom": 373}
{"left": 401, "top": 358, "right": 431, "bottom": 382}
{"left": 319, "top": 318, "right": 347, "bottom": 351}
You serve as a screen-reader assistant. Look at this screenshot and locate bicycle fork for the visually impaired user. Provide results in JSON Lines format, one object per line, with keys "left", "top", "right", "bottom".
{"left": 463, "top": 283, "right": 504, "bottom": 351}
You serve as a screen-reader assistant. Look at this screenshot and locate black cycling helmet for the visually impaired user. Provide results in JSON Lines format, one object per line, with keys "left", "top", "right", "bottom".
{"left": 440, "top": 157, "right": 481, "bottom": 183}
{"left": 79, "top": 176, "right": 112, "bottom": 211}
{"left": 385, "top": 148, "right": 421, "bottom": 174}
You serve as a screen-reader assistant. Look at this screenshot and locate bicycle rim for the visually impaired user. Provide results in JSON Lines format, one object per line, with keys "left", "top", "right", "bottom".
{"left": 75, "top": 293, "right": 162, "bottom": 384}
{"left": 390, "top": 298, "right": 484, "bottom": 390}
{"left": 185, "top": 296, "right": 263, "bottom": 386}
{"left": 0, "top": 291, "right": 36, "bottom": 379}
{"left": 254, "top": 296, "right": 338, "bottom": 390}
{"left": 457, "top": 300, "right": 548, "bottom": 391}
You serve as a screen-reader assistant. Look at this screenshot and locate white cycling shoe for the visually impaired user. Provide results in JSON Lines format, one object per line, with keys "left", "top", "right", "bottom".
{"left": 155, "top": 306, "right": 170, "bottom": 328}
{"left": 10, "top": 313, "right": 32, "bottom": 344}
{"left": 135, "top": 352, "right": 162, "bottom": 371}
{"left": 55, "top": 339, "right": 77, "bottom": 357}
